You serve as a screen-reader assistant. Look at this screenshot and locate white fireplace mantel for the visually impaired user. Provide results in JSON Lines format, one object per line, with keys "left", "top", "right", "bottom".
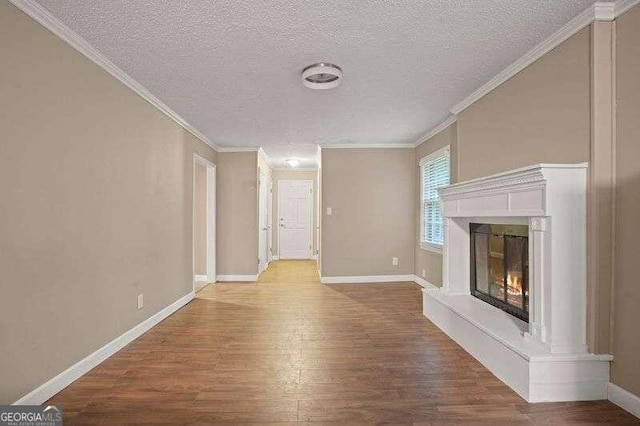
{"left": 422, "top": 163, "right": 613, "bottom": 402}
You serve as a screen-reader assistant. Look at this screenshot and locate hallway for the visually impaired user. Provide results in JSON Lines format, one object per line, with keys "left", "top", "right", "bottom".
{"left": 48, "top": 261, "right": 636, "bottom": 424}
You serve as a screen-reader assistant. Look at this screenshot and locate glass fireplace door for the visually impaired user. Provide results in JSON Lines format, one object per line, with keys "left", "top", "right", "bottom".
{"left": 470, "top": 224, "right": 529, "bottom": 322}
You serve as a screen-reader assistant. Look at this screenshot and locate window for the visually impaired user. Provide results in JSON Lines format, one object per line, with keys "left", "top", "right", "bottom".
{"left": 420, "top": 146, "right": 450, "bottom": 252}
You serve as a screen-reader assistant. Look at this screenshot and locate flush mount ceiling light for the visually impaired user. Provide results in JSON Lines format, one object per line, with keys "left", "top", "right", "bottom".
{"left": 286, "top": 158, "right": 300, "bottom": 168}
{"left": 302, "top": 63, "right": 343, "bottom": 90}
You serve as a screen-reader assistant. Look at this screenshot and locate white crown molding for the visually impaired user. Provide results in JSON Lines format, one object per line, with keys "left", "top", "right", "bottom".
{"left": 450, "top": 2, "right": 618, "bottom": 115}
{"left": 320, "top": 143, "right": 414, "bottom": 149}
{"left": 608, "top": 383, "right": 640, "bottom": 418}
{"left": 614, "top": 0, "right": 640, "bottom": 17}
{"left": 412, "top": 115, "right": 457, "bottom": 147}
{"left": 8, "top": 0, "right": 221, "bottom": 152}
{"left": 216, "top": 146, "right": 259, "bottom": 153}
{"left": 13, "top": 291, "right": 194, "bottom": 405}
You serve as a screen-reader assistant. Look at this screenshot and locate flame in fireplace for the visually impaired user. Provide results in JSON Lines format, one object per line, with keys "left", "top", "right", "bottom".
{"left": 506, "top": 273, "right": 522, "bottom": 296}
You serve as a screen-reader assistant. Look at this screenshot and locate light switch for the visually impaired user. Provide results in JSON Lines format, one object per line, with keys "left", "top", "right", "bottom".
{"left": 326, "top": 207, "right": 332, "bottom": 215}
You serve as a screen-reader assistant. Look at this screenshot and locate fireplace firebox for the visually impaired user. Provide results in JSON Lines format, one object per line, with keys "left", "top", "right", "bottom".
{"left": 470, "top": 223, "right": 529, "bottom": 322}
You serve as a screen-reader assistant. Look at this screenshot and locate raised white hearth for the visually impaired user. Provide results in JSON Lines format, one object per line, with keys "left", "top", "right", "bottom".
{"left": 422, "top": 163, "right": 612, "bottom": 402}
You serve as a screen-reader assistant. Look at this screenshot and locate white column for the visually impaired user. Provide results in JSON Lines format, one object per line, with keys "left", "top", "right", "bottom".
{"left": 442, "top": 217, "right": 470, "bottom": 295}
{"left": 525, "top": 216, "right": 550, "bottom": 347}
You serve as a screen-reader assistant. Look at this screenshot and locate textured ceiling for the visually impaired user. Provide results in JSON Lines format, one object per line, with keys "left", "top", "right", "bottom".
{"left": 36, "top": 0, "right": 596, "bottom": 167}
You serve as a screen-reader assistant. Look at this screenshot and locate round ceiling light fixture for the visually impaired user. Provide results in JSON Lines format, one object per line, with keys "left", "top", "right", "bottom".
{"left": 302, "top": 62, "right": 343, "bottom": 90}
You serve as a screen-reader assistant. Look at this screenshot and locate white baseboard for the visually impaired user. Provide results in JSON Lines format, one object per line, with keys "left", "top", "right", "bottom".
{"left": 216, "top": 275, "right": 258, "bottom": 282}
{"left": 13, "top": 291, "right": 195, "bottom": 405}
{"left": 311, "top": 255, "right": 318, "bottom": 260}
{"left": 412, "top": 275, "right": 439, "bottom": 290}
{"left": 320, "top": 274, "right": 415, "bottom": 284}
{"left": 194, "top": 275, "right": 208, "bottom": 283}
{"left": 271, "top": 256, "right": 279, "bottom": 260}
{"left": 608, "top": 383, "right": 640, "bottom": 418}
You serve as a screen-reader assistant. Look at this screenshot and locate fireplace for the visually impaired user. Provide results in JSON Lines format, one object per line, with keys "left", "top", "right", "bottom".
{"left": 470, "top": 223, "right": 529, "bottom": 322}
{"left": 423, "top": 163, "right": 613, "bottom": 403}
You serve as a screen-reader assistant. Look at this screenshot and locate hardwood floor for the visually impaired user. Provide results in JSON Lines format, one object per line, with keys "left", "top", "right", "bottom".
{"left": 48, "top": 260, "right": 637, "bottom": 424}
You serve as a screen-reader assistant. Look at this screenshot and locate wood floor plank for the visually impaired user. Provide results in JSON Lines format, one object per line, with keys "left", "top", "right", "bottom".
{"left": 46, "top": 260, "right": 639, "bottom": 424}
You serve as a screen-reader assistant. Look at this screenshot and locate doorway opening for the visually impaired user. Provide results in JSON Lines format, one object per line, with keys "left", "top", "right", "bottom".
{"left": 193, "top": 154, "right": 216, "bottom": 292}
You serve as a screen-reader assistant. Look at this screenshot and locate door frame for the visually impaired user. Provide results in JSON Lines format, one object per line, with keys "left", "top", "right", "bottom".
{"left": 267, "top": 176, "right": 273, "bottom": 263}
{"left": 277, "top": 179, "right": 313, "bottom": 260}
{"left": 193, "top": 153, "right": 216, "bottom": 291}
{"left": 257, "top": 168, "right": 270, "bottom": 275}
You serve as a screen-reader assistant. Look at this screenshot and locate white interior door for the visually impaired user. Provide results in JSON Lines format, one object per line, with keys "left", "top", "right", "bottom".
{"left": 258, "top": 171, "right": 269, "bottom": 273}
{"left": 279, "top": 180, "right": 312, "bottom": 259}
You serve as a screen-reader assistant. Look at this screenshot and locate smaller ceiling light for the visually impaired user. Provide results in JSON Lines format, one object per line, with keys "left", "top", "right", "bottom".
{"left": 286, "top": 158, "right": 300, "bottom": 168}
{"left": 302, "top": 63, "right": 343, "bottom": 90}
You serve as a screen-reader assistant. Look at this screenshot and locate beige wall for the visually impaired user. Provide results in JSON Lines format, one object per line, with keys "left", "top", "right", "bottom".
{"left": 414, "top": 28, "right": 590, "bottom": 287}
{"left": 414, "top": 123, "right": 458, "bottom": 285}
{"left": 0, "top": 0, "right": 217, "bottom": 403}
{"left": 271, "top": 169, "right": 318, "bottom": 257}
{"left": 321, "top": 148, "right": 415, "bottom": 277}
{"left": 194, "top": 164, "right": 207, "bottom": 275}
{"left": 457, "top": 27, "right": 591, "bottom": 181}
{"left": 612, "top": 4, "right": 640, "bottom": 397}
{"left": 216, "top": 151, "right": 258, "bottom": 275}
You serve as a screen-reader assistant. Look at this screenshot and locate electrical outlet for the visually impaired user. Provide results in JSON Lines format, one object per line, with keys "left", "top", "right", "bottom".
{"left": 422, "top": 269, "right": 426, "bottom": 278}
{"left": 392, "top": 257, "right": 398, "bottom": 266}
{"left": 137, "top": 294, "right": 144, "bottom": 310}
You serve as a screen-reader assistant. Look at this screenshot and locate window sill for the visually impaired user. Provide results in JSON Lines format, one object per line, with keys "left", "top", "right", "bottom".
{"left": 420, "top": 242, "right": 443, "bottom": 254}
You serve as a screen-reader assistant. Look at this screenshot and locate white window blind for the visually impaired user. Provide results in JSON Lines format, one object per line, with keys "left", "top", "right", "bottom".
{"left": 420, "top": 146, "right": 450, "bottom": 250}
